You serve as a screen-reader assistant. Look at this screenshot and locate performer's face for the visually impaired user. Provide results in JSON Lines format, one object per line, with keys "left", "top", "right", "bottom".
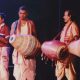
{"left": 0, "top": 17, "right": 4, "bottom": 24}
{"left": 63, "top": 11, "right": 71, "bottom": 23}
{"left": 18, "top": 10, "right": 28, "bottom": 20}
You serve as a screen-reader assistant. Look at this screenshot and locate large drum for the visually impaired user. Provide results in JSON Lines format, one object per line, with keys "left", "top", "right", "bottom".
{"left": 41, "top": 40, "right": 68, "bottom": 60}
{"left": 9, "top": 34, "right": 41, "bottom": 57}
{"left": 68, "top": 39, "right": 80, "bottom": 57}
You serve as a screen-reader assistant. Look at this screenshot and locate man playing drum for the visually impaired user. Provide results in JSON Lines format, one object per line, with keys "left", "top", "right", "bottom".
{"left": 55, "top": 10, "right": 79, "bottom": 80}
{"left": 10, "top": 6, "right": 36, "bottom": 80}
{"left": 0, "top": 13, "right": 10, "bottom": 80}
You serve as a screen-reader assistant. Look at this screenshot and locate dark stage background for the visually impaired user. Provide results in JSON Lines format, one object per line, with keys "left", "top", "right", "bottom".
{"left": 0, "top": 0, "right": 80, "bottom": 80}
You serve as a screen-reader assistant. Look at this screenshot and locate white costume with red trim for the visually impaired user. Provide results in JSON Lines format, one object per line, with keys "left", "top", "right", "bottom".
{"left": 55, "top": 22, "right": 79, "bottom": 80}
{"left": 10, "top": 20, "right": 36, "bottom": 80}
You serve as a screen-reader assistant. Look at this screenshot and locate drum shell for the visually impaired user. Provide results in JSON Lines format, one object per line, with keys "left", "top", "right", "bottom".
{"left": 68, "top": 39, "right": 80, "bottom": 57}
{"left": 41, "top": 40, "right": 67, "bottom": 60}
{"left": 9, "top": 35, "right": 41, "bottom": 57}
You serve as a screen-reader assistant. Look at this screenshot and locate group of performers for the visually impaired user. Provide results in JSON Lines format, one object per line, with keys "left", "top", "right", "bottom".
{"left": 0, "top": 5, "right": 79, "bottom": 80}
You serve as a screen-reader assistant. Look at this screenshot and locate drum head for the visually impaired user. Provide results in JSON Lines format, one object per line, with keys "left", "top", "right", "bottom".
{"left": 59, "top": 48, "right": 69, "bottom": 60}
{"left": 9, "top": 34, "right": 16, "bottom": 43}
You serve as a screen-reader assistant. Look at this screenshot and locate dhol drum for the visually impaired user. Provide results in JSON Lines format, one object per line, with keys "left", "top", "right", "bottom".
{"left": 68, "top": 39, "right": 80, "bottom": 57}
{"left": 41, "top": 40, "right": 68, "bottom": 60}
{"left": 9, "top": 34, "right": 41, "bottom": 57}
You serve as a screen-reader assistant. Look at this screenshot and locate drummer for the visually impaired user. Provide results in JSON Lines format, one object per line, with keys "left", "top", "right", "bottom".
{"left": 10, "top": 6, "right": 36, "bottom": 80}
{"left": 55, "top": 10, "right": 79, "bottom": 80}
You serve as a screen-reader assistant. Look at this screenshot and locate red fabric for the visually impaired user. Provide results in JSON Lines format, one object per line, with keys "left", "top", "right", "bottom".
{"left": 0, "top": 24, "right": 9, "bottom": 47}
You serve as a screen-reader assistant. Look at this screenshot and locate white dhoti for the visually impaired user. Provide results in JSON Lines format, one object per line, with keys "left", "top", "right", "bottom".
{"left": 0, "top": 47, "right": 9, "bottom": 80}
{"left": 13, "top": 49, "right": 36, "bottom": 80}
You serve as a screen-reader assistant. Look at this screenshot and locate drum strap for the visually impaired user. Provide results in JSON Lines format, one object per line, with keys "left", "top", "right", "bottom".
{"left": 53, "top": 22, "right": 72, "bottom": 40}
{"left": 53, "top": 31, "right": 61, "bottom": 40}
{"left": 64, "top": 21, "right": 72, "bottom": 38}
